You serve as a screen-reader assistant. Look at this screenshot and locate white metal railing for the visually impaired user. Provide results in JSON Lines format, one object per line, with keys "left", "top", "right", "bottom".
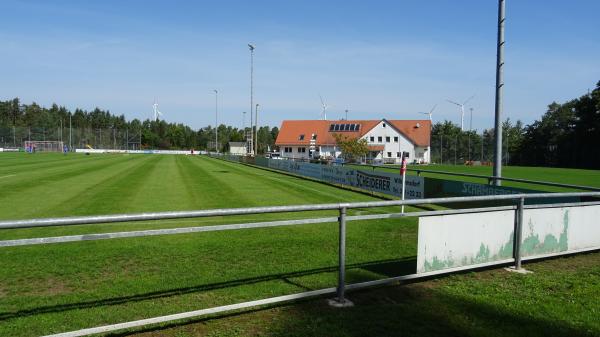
{"left": 1, "top": 192, "right": 599, "bottom": 337}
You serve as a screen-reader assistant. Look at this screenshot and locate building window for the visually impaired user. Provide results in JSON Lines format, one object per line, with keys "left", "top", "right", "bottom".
{"left": 397, "top": 152, "right": 400, "bottom": 157}
{"left": 387, "top": 152, "right": 392, "bottom": 158}
{"left": 382, "top": 123, "right": 386, "bottom": 127}
{"left": 394, "top": 136, "right": 398, "bottom": 142}
{"left": 378, "top": 136, "right": 382, "bottom": 143}
{"left": 385, "top": 136, "right": 390, "bottom": 143}
{"left": 370, "top": 136, "right": 374, "bottom": 142}
{"left": 299, "top": 134, "right": 305, "bottom": 140}
{"left": 298, "top": 147, "right": 306, "bottom": 153}
{"left": 311, "top": 134, "right": 317, "bottom": 140}
{"left": 284, "top": 147, "right": 292, "bottom": 153}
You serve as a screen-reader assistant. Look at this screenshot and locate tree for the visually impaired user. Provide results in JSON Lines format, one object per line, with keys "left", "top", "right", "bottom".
{"left": 332, "top": 133, "right": 369, "bottom": 163}
{"left": 517, "top": 81, "right": 600, "bottom": 168}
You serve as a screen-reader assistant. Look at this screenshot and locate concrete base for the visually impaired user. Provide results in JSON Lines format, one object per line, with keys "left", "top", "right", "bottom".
{"left": 504, "top": 266, "right": 533, "bottom": 274}
{"left": 327, "top": 298, "right": 354, "bottom": 308}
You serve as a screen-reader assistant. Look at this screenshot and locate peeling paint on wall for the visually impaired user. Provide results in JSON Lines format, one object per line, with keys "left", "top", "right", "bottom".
{"left": 521, "top": 210, "right": 569, "bottom": 256}
{"left": 417, "top": 210, "right": 515, "bottom": 273}
{"left": 417, "top": 205, "right": 600, "bottom": 273}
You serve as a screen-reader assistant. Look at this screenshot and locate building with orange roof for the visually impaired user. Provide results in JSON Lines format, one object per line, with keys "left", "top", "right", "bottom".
{"left": 275, "top": 119, "right": 431, "bottom": 163}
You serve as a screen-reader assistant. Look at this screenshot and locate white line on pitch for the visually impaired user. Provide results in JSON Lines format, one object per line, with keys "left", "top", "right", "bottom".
{"left": 0, "top": 174, "right": 16, "bottom": 179}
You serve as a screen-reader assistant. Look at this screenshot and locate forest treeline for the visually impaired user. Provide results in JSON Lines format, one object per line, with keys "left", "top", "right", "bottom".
{"left": 1, "top": 80, "right": 598, "bottom": 167}
{"left": 429, "top": 81, "right": 600, "bottom": 169}
{"left": 0, "top": 99, "right": 278, "bottom": 153}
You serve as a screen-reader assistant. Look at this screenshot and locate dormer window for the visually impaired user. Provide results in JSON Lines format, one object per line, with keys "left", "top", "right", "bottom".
{"left": 299, "top": 134, "right": 305, "bottom": 140}
{"left": 311, "top": 134, "right": 317, "bottom": 140}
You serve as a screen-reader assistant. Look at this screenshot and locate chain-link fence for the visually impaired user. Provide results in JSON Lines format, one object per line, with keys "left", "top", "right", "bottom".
{"left": 429, "top": 133, "right": 505, "bottom": 165}
{"left": 0, "top": 126, "right": 142, "bottom": 150}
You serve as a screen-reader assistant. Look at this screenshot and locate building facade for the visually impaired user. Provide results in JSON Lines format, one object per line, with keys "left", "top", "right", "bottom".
{"left": 228, "top": 142, "right": 247, "bottom": 156}
{"left": 275, "top": 119, "right": 431, "bottom": 163}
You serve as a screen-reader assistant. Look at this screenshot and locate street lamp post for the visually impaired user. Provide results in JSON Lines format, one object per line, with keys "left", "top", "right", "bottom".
{"left": 248, "top": 43, "right": 255, "bottom": 155}
{"left": 468, "top": 107, "right": 473, "bottom": 162}
{"left": 214, "top": 89, "right": 218, "bottom": 153}
{"left": 69, "top": 114, "right": 72, "bottom": 151}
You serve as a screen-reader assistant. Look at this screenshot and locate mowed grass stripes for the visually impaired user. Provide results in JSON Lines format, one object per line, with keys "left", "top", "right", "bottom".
{"left": 0, "top": 153, "right": 415, "bottom": 336}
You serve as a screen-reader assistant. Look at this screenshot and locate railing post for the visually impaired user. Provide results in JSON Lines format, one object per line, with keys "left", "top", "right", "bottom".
{"left": 329, "top": 206, "right": 353, "bottom": 307}
{"left": 337, "top": 206, "right": 346, "bottom": 301}
{"left": 514, "top": 197, "right": 524, "bottom": 269}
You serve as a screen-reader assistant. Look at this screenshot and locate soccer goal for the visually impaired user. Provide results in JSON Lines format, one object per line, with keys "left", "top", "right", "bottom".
{"left": 24, "top": 141, "right": 64, "bottom": 152}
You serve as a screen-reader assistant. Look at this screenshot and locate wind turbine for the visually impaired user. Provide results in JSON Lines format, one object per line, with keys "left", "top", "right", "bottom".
{"left": 447, "top": 95, "right": 475, "bottom": 131}
{"left": 319, "top": 95, "right": 329, "bottom": 120}
{"left": 419, "top": 104, "right": 437, "bottom": 123}
{"left": 152, "top": 98, "right": 163, "bottom": 121}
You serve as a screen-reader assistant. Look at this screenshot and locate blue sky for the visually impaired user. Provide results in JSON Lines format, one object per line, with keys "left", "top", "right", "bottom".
{"left": 1, "top": 0, "right": 599, "bottom": 131}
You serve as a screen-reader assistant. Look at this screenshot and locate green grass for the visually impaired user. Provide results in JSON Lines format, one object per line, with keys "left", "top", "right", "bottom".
{"left": 0, "top": 153, "right": 598, "bottom": 337}
{"left": 0, "top": 153, "right": 415, "bottom": 336}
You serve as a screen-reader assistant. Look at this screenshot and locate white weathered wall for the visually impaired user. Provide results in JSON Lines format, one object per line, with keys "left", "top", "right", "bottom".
{"left": 417, "top": 204, "right": 600, "bottom": 273}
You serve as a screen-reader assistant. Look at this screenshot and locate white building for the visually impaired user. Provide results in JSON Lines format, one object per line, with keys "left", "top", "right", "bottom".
{"left": 275, "top": 119, "right": 431, "bottom": 163}
{"left": 228, "top": 142, "right": 247, "bottom": 156}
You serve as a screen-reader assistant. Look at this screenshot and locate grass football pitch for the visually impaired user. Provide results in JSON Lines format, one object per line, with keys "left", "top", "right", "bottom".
{"left": 0, "top": 153, "right": 599, "bottom": 337}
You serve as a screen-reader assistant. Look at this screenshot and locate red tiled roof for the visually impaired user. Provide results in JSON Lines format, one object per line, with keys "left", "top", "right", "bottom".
{"left": 275, "top": 119, "right": 430, "bottom": 147}
{"left": 388, "top": 120, "right": 431, "bottom": 147}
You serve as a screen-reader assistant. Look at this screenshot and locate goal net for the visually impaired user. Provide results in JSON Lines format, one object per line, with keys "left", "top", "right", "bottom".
{"left": 24, "top": 141, "right": 65, "bottom": 152}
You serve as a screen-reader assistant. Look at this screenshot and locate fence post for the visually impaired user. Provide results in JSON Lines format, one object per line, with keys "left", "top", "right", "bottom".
{"left": 329, "top": 206, "right": 353, "bottom": 307}
{"left": 337, "top": 206, "right": 346, "bottom": 300}
{"left": 514, "top": 197, "right": 524, "bottom": 269}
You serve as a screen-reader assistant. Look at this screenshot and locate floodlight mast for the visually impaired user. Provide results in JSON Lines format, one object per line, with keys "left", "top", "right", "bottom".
{"left": 493, "top": 0, "right": 505, "bottom": 186}
{"left": 248, "top": 43, "right": 255, "bottom": 155}
{"left": 214, "top": 89, "right": 218, "bottom": 153}
{"left": 255, "top": 103, "right": 259, "bottom": 155}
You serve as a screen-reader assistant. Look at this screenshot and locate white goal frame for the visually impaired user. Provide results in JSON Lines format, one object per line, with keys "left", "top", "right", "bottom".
{"left": 24, "top": 140, "right": 65, "bottom": 152}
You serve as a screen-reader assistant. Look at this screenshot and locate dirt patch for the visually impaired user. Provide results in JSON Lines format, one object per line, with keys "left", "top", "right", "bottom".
{"left": 26, "top": 277, "right": 73, "bottom": 296}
